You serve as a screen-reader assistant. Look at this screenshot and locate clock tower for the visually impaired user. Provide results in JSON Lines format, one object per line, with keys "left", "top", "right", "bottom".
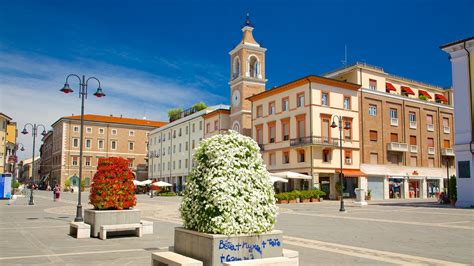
{"left": 229, "top": 14, "right": 267, "bottom": 136}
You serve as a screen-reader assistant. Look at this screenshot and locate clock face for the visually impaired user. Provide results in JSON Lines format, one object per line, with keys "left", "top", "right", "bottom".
{"left": 232, "top": 90, "right": 241, "bottom": 107}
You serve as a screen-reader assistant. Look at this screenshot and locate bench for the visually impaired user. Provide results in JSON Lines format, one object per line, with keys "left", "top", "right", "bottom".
{"left": 151, "top": 251, "right": 203, "bottom": 266}
{"left": 99, "top": 223, "right": 142, "bottom": 240}
{"left": 141, "top": 220, "right": 154, "bottom": 235}
{"left": 69, "top": 222, "right": 91, "bottom": 239}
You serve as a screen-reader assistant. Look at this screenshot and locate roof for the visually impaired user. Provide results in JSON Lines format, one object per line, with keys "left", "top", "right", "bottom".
{"left": 0, "top": 113, "right": 12, "bottom": 121}
{"left": 440, "top": 36, "right": 474, "bottom": 49}
{"left": 247, "top": 75, "right": 360, "bottom": 102}
{"left": 202, "top": 108, "right": 231, "bottom": 119}
{"left": 57, "top": 114, "right": 167, "bottom": 128}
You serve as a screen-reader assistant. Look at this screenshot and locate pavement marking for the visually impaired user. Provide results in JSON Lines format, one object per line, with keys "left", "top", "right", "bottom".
{"left": 438, "top": 220, "right": 473, "bottom": 225}
{"left": 284, "top": 212, "right": 474, "bottom": 230}
{"left": 0, "top": 248, "right": 146, "bottom": 261}
{"left": 283, "top": 235, "right": 466, "bottom": 266}
{"left": 0, "top": 225, "right": 66, "bottom": 230}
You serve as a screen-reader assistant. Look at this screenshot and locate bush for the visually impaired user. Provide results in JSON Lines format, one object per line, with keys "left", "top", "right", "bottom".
{"left": 64, "top": 178, "right": 71, "bottom": 189}
{"left": 299, "top": 190, "right": 312, "bottom": 200}
{"left": 192, "top": 102, "right": 207, "bottom": 112}
{"left": 158, "top": 191, "right": 176, "bottom": 197}
{"left": 180, "top": 130, "right": 277, "bottom": 235}
{"left": 11, "top": 180, "right": 20, "bottom": 189}
{"left": 275, "top": 192, "right": 289, "bottom": 201}
{"left": 89, "top": 157, "right": 136, "bottom": 210}
{"left": 449, "top": 175, "right": 457, "bottom": 201}
{"left": 167, "top": 108, "right": 183, "bottom": 121}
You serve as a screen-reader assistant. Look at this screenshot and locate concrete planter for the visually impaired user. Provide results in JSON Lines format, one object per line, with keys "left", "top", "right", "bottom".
{"left": 301, "top": 199, "right": 311, "bottom": 203}
{"left": 288, "top": 199, "right": 297, "bottom": 204}
{"left": 278, "top": 200, "right": 288, "bottom": 204}
{"left": 310, "top": 198, "right": 320, "bottom": 202}
{"left": 84, "top": 209, "right": 141, "bottom": 237}
{"left": 174, "top": 227, "right": 283, "bottom": 266}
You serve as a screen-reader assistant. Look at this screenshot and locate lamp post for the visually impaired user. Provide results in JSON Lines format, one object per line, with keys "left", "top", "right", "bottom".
{"left": 445, "top": 157, "right": 450, "bottom": 201}
{"left": 331, "top": 115, "right": 350, "bottom": 212}
{"left": 21, "top": 124, "right": 47, "bottom": 205}
{"left": 11, "top": 143, "right": 25, "bottom": 195}
{"left": 60, "top": 74, "right": 105, "bottom": 222}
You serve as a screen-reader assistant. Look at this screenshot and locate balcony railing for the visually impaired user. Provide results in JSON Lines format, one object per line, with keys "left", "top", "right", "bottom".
{"left": 443, "top": 126, "right": 450, "bottom": 134}
{"left": 387, "top": 142, "right": 409, "bottom": 152}
{"left": 390, "top": 118, "right": 399, "bottom": 126}
{"left": 409, "top": 121, "right": 417, "bottom": 129}
{"left": 290, "top": 136, "right": 339, "bottom": 147}
{"left": 428, "top": 147, "right": 436, "bottom": 155}
{"left": 427, "top": 124, "right": 434, "bottom": 132}
{"left": 410, "top": 145, "right": 418, "bottom": 153}
{"left": 441, "top": 148, "right": 455, "bottom": 156}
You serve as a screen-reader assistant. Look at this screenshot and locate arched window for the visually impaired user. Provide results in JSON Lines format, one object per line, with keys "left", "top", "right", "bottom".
{"left": 233, "top": 122, "right": 240, "bottom": 133}
{"left": 233, "top": 57, "right": 240, "bottom": 79}
{"left": 249, "top": 56, "right": 259, "bottom": 78}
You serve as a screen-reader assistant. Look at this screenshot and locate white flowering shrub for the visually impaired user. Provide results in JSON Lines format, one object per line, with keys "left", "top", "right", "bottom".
{"left": 180, "top": 130, "right": 277, "bottom": 235}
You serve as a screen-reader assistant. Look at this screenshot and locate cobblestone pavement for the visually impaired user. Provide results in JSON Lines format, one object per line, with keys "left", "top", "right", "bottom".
{"left": 0, "top": 190, "right": 472, "bottom": 265}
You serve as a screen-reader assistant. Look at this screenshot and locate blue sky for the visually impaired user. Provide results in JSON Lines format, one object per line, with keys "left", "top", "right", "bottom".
{"left": 1, "top": 0, "right": 473, "bottom": 158}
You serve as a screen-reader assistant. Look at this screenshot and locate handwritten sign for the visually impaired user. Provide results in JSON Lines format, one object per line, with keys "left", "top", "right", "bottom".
{"left": 218, "top": 238, "right": 281, "bottom": 263}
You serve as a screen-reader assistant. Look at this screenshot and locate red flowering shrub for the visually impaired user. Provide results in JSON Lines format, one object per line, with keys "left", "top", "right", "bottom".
{"left": 89, "top": 157, "right": 136, "bottom": 210}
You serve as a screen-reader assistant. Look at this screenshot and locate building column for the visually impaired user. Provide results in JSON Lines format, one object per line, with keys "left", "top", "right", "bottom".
{"left": 311, "top": 172, "right": 320, "bottom": 190}
{"left": 421, "top": 178, "right": 428, "bottom": 199}
{"left": 403, "top": 179, "right": 409, "bottom": 199}
{"left": 384, "top": 177, "right": 389, "bottom": 199}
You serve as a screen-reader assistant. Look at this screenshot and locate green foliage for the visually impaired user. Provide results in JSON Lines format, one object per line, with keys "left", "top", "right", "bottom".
{"left": 418, "top": 95, "right": 428, "bottom": 101}
{"left": 275, "top": 189, "right": 326, "bottom": 201}
{"left": 367, "top": 189, "right": 372, "bottom": 196}
{"left": 449, "top": 175, "right": 457, "bottom": 201}
{"left": 335, "top": 181, "right": 342, "bottom": 195}
{"left": 158, "top": 191, "right": 177, "bottom": 197}
{"left": 192, "top": 102, "right": 207, "bottom": 112}
{"left": 167, "top": 108, "right": 183, "bottom": 120}
{"left": 11, "top": 180, "right": 20, "bottom": 189}
{"left": 64, "top": 179, "right": 71, "bottom": 188}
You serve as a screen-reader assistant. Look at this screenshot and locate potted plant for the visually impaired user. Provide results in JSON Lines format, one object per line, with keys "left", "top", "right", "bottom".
{"left": 449, "top": 175, "right": 457, "bottom": 207}
{"left": 85, "top": 157, "right": 138, "bottom": 237}
{"left": 299, "top": 191, "right": 311, "bottom": 203}
{"left": 288, "top": 191, "right": 298, "bottom": 203}
{"left": 275, "top": 192, "right": 289, "bottom": 204}
{"left": 366, "top": 189, "right": 372, "bottom": 200}
{"left": 178, "top": 131, "right": 283, "bottom": 264}
{"left": 335, "top": 181, "right": 342, "bottom": 200}
{"left": 64, "top": 178, "right": 71, "bottom": 192}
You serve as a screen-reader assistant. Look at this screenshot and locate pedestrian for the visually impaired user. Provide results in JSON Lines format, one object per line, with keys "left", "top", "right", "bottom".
{"left": 54, "top": 184, "right": 61, "bottom": 201}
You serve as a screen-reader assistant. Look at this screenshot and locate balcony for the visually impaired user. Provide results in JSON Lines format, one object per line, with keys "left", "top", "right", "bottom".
{"left": 427, "top": 124, "right": 434, "bottom": 132}
{"left": 441, "top": 148, "right": 455, "bottom": 156}
{"left": 428, "top": 147, "right": 436, "bottom": 155}
{"left": 290, "top": 136, "right": 339, "bottom": 147}
{"left": 410, "top": 145, "right": 418, "bottom": 153}
{"left": 409, "top": 121, "right": 417, "bottom": 129}
{"left": 387, "top": 142, "right": 409, "bottom": 152}
{"left": 390, "top": 118, "right": 399, "bottom": 126}
{"left": 443, "top": 126, "right": 450, "bottom": 134}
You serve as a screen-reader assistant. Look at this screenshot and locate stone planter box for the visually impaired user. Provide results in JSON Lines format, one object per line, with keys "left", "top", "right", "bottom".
{"left": 301, "top": 199, "right": 310, "bottom": 203}
{"left": 84, "top": 209, "right": 141, "bottom": 237}
{"left": 288, "top": 199, "right": 297, "bottom": 204}
{"left": 310, "top": 198, "right": 320, "bottom": 202}
{"left": 174, "top": 227, "right": 283, "bottom": 266}
{"left": 278, "top": 200, "right": 288, "bottom": 204}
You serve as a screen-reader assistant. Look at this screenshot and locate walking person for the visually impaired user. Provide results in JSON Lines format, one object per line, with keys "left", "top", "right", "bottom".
{"left": 53, "top": 184, "right": 60, "bottom": 201}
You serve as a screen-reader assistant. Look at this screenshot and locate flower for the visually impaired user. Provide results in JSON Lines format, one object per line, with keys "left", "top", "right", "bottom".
{"left": 180, "top": 130, "right": 277, "bottom": 235}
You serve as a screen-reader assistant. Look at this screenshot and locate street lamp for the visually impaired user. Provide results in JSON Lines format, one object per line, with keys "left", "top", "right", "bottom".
{"left": 331, "top": 115, "right": 350, "bottom": 212}
{"left": 21, "top": 124, "right": 47, "bottom": 205}
{"left": 445, "top": 157, "right": 450, "bottom": 201}
{"left": 60, "top": 74, "right": 105, "bottom": 222}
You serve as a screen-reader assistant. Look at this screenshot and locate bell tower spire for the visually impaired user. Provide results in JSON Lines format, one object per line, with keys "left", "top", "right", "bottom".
{"left": 228, "top": 13, "right": 267, "bottom": 136}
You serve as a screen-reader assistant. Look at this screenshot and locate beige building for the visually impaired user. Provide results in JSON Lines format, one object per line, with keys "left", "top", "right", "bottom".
{"left": 248, "top": 76, "right": 362, "bottom": 198}
{"left": 0, "top": 113, "right": 14, "bottom": 173}
{"left": 41, "top": 114, "right": 166, "bottom": 188}
{"left": 326, "top": 63, "right": 455, "bottom": 200}
{"left": 19, "top": 156, "right": 40, "bottom": 182}
{"left": 148, "top": 105, "right": 230, "bottom": 191}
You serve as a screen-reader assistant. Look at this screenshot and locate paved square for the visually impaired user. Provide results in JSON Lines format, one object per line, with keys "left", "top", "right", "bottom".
{"left": 0, "top": 191, "right": 472, "bottom": 265}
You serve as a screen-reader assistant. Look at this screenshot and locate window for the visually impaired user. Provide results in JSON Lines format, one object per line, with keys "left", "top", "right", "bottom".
{"left": 344, "top": 120, "right": 352, "bottom": 141}
{"left": 179, "top": 143, "right": 182, "bottom": 152}
{"left": 343, "top": 97, "right": 351, "bottom": 110}
{"left": 73, "top": 126, "right": 79, "bottom": 132}
{"left": 173, "top": 130, "right": 176, "bottom": 138}
{"left": 173, "top": 161, "right": 176, "bottom": 170}
{"left": 458, "top": 161, "right": 471, "bottom": 178}
{"left": 426, "top": 114, "right": 434, "bottom": 131}
{"left": 298, "top": 150, "right": 305, "bottom": 163}
{"left": 129, "top": 142, "right": 134, "bottom": 151}
{"left": 370, "top": 153, "right": 378, "bottom": 164}
{"left": 192, "top": 140, "right": 195, "bottom": 149}
{"left": 297, "top": 93, "right": 305, "bottom": 108}
{"left": 369, "top": 79, "right": 377, "bottom": 90}
{"left": 322, "top": 149, "right": 330, "bottom": 163}
{"left": 388, "top": 152, "right": 400, "bottom": 165}
{"left": 185, "top": 159, "right": 188, "bottom": 169}
{"left": 410, "top": 135, "right": 417, "bottom": 145}
{"left": 321, "top": 92, "right": 329, "bottom": 106}
{"left": 99, "top": 128, "right": 104, "bottom": 134}
{"left": 269, "top": 153, "right": 276, "bottom": 166}
{"left": 199, "top": 121, "right": 203, "bottom": 130}
{"left": 214, "top": 120, "right": 219, "bottom": 131}
{"left": 128, "top": 158, "right": 134, "bottom": 168}
{"left": 409, "top": 112, "right": 417, "bottom": 128}
{"left": 370, "top": 130, "right": 378, "bottom": 141}
{"left": 111, "top": 129, "right": 117, "bottom": 135}
{"left": 390, "top": 133, "right": 398, "bottom": 142}
{"left": 256, "top": 126, "right": 263, "bottom": 144}
{"left": 282, "top": 98, "right": 289, "bottom": 112}
{"left": 256, "top": 105, "right": 263, "bottom": 118}
{"left": 390, "top": 109, "right": 398, "bottom": 126}
{"left": 297, "top": 116, "right": 306, "bottom": 139}
{"left": 322, "top": 118, "right": 330, "bottom": 142}
{"left": 283, "top": 151, "right": 290, "bottom": 164}
{"left": 428, "top": 158, "right": 435, "bottom": 168}
{"left": 444, "top": 139, "right": 450, "bottom": 148}
{"left": 427, "top": 138, "right": 434, "bottom": 147}
{"left": 249, "top": 56, "right": 260, "bottom": 78}
{"left": 282, "top": 120, "right": 290, "bottom": 141}
{"left": 85, "top": 139, "right": 91, "bottom": 149}
{"left": 98, "top": 139, "right": 104, "bottom": 149}
{"left": 168, "top": 147, "right": 171, "bottom": 154}
{"left": 443, "top": 117, "right": 450, "bottom": 133}
{"left": 129, "top": 130, "right": 135, "bottom": 136}
{"left": 368, "top": 105, "right": 377, "bottom": 116}
{"left": 72, "top": 156, "right": 78, "bottom": 166}
{"left": 86, "top": 127, "right": 92, "bottom": 134}
{"left": 173, "top": 145, "right": 176, "bottom": 154}
{"left": 206, "top": 123, "right": 210, "bottom": 133}
{"left": 73, "top": 138, "right": 79, "bottom": 148}
{"left": 192, "top": 123, "right": 195, "bottom": 132}
{"left": 179, "top": 128, "right": 182, "bottom": 136}
{"left": 344, "top": 150, "right": 352, "bottom": 165}
{"left": 179, "top": 160, "right": 182, "bottom": 169}
{"left": 185, "top": 141, "right": 189, "bottom": 151}
{"left": 268, "top": 101, "right": 275, "bottom": 115}
{"left": 85, "top": 157, "right": 91, "bottom": 166}
{"left": 186, "top": 126, "right": 189, "bottom": 135}
{"left": 268, "top": 123, "right": 276, "bottom": 143}
{"left": 410, "top": 156, "right": 417, "bottom": 167}
{"left": 111, "top": 140, "right": 117, "bottom": 150}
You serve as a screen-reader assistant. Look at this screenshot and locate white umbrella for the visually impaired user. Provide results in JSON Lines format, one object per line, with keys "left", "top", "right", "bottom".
{"left": 269, "top": 174, "right": 289, "bottom": 184}
{"left": 271, "top": 171, "right": 312, "bottom": 180}
{"left": 133, "top": 180, "right": 146, "bottom": 186}
{"left": 151, "top": 181, "right": 173, "bottom": 187}
{"left": 142, "top": 179, "right": 152, "bottom": 185}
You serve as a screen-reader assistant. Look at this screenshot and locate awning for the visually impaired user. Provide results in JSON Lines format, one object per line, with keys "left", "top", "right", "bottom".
{"left": 269, "top": 175, "right": 289, "bottom": 183}
{"left": 418, "top": 90, "right": 432, "bottom": 99}
{"left": 270, "top": 171, "right": 312, "bottom": 180}
{"left": 435, "top": 94, "right": 448, "bottom": 103}
{"left": 401, "top": 86, "right": 415, "bottom": 95}
{"left": 335, "top": 169, "right": 367, "bottom": 178}
{"left": 385, "top": 82, "right": 397, "bottom": 92}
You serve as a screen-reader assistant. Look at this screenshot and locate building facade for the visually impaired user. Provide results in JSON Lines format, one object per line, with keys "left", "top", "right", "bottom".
{"left": 41, "top": 114, "right": 165, "bottom": 188}
{"left": 148, "top": 105, "right": 230, "bottom": 191}
{"left": 19, "top": 156, "right": 40, "bottom": 183}
{"left": 248, "top": 76, "right": 363, "bottom": 198}
{"left": 326, "top": 63, "right": 455, "bottom": 200}
{"left": 441, "top": 37, "right": 474, "bottom": 207}
{"left": 0, "top": 113, "right": 15, "bottom": 173}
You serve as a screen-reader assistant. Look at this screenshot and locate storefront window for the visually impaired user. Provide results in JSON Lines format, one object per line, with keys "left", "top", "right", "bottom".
{"left": 389, "top": 178, "right": 404, "bottom": 199}
{"left": 408, "top": 180, "right": 421, "bottom": 198}
{"left": 427, "top": 179, "right": 440, "bottom": 198}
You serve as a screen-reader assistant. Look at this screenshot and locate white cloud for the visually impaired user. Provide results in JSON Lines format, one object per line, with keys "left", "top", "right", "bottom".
{"left": 0, "top": 51, "right": 226, "bottom": 160}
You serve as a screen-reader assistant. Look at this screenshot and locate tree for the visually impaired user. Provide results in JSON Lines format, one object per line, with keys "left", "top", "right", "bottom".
{"left": 192, "top": 102, "right": 207, "bottom": 112}
{"left": 180, "top": 130, "right": 277, "bottom": 235}
{"left": 449, "top": 175, "right": 457, "bottom": 203}
{"left": 89, "top": 157, "right": 136, "bottom": 210}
